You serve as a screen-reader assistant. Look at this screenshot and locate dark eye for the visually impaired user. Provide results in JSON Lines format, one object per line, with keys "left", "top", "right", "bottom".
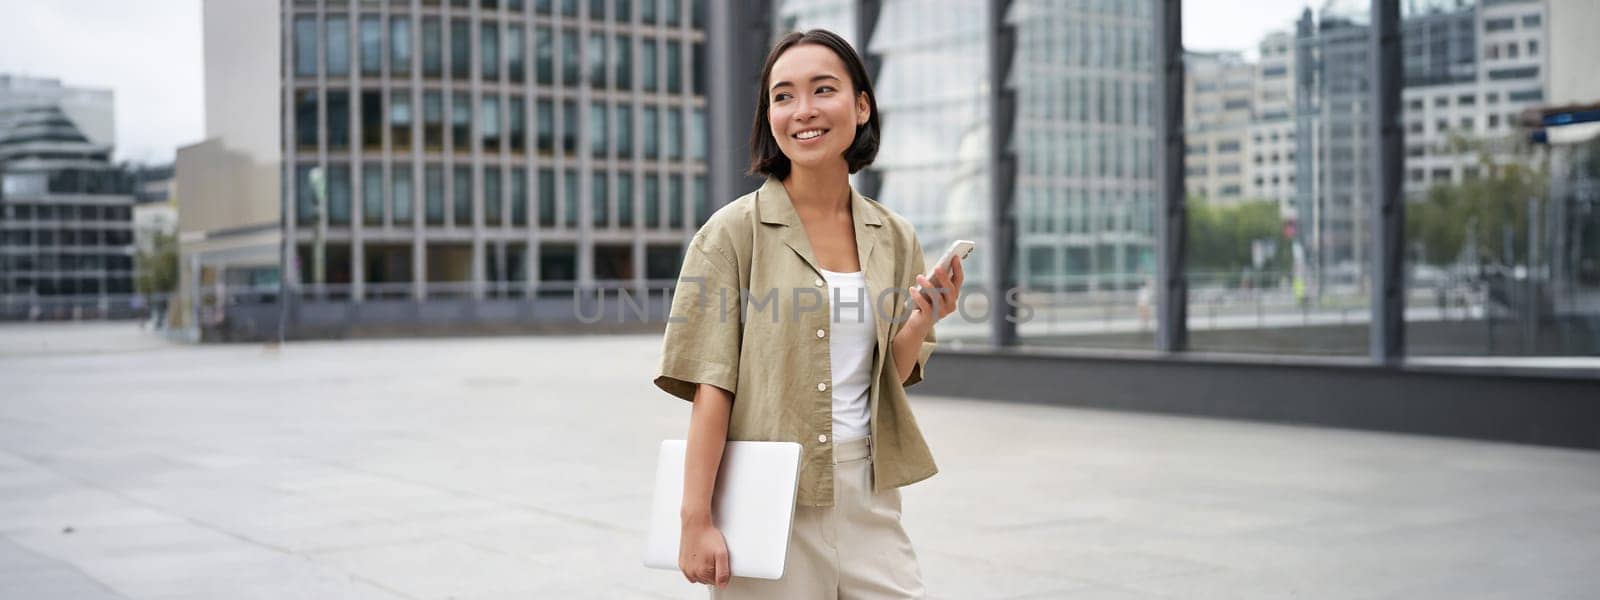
{"left": 816, "top": 86, "right": 836, "bottom": 94}
{"left": 774, "top": 92, "right": 792, "bottom": 102}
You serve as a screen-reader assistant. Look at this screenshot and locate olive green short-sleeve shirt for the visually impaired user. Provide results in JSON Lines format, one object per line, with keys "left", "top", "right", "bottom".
{"left": 653, "top": 176, "right": 939, "bottom": 508}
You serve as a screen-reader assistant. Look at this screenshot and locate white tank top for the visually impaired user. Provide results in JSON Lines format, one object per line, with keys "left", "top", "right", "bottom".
{"left": 818, "top": 267, "right": 875, "bottom": 442}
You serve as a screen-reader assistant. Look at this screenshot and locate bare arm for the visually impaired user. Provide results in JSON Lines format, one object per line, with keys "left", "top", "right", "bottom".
{"left": 681, "top": 382, "right": 732, "bottom": 524}
{"left": 678, "top": 382, "right": 733, "bottom": 588}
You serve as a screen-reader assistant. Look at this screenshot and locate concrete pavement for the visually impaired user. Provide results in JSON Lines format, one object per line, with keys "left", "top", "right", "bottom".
{"left": 2, "top": 322, "right": 1598, "bottom": 599}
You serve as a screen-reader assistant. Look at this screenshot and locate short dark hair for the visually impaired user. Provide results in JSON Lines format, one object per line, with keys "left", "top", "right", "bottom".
{"left": 747, "top": 29, "right": 881, "bottom": 180}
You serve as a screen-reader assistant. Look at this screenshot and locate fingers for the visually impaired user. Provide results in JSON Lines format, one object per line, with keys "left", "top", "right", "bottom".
{"left": 715, "top": 550, "right": 731, "bottom": 589}
{"left": 950, "top": 255, "right": 965, "bottom": 287}
{"left": 909, "top": 280, "right": 933, "bottom": 315}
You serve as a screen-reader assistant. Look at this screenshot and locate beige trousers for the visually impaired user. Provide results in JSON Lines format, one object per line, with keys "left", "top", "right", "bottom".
{"left": 710, "top": 435, "right": 925, "bottom": 599}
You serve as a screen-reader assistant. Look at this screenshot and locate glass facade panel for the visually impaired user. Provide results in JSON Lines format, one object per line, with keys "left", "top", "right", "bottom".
{"left": 360, "top": 16, "right": 382, "bottom": 76}
{"left": 485, "top": 168, "right": 503, "bottom": 226}
{"left": 592, "top": 171, "right": 609, "bottom": 227}
{"left": 590, "top": 102, "right": 607, "bottom": 157}
{"left": 390, "top": 89, "right": 412, "bottom": 151}
{"left": 450, "top": 19, "right": 470, "bottom": 80}
{"left": 294, "top": 16, "right": 318, "bottom": 77}
{"left": 327, "top": 165, "right": 352, "bottom": 225}
{"left": 425, "top": 165, "right": 445, "bottom": 225}
{"left": 508, "top": 25, "right": 525, "bottom": 82}
{"left": 393, "top": 166, "right": 414, "bottom": 224}
{"left": 327, "top": 90, "right": 350, "bottom": 149}
{"left": 391, "top": 16, "right": 412, "bottom": 75}
{"left": 326, "top": 16, "right": 350, "bottom": 76}
{"left": 423, "top": 18, "right": 443, "bottom": 77}
{"left": 481, "top": 22, "right": 499, "bottom": 79}
{"left": 511, "top": 168, "right": 528, "bottom": 225}
{"left": 423, "top": 91, "right": 444, "bottom": 150}
{"left": 453, "top": 166, "right": 472, "bottom": 225}
{"left": 538, "top": 168, "right": 556, "bottom": 226}
{"left": 363, "top": 164, "right": 384, "bottom": 225}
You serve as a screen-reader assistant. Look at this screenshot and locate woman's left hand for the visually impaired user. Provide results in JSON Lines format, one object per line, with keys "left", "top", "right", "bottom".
{"left": 910, "top": 255, "right": 964, "bottom": 323}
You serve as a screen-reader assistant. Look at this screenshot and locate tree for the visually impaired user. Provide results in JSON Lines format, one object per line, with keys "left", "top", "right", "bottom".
{"left": 1186, "top": 197, "right": 1290, "bottom": 278}
{"left": 1406, "top": 133, "right": 1547, "bottom": 267}
{"left": 136, "top": 231, "right": 178, "bottom": 297}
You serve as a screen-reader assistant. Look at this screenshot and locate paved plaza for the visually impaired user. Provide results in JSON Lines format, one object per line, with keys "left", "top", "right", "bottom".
{"left": 2, "top": 322, "right": 1598, "bottom": 599}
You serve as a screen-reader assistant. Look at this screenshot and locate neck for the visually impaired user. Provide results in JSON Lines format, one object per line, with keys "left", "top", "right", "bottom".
{"left": 782, "top": 161, "right": 851, "bottom": 217}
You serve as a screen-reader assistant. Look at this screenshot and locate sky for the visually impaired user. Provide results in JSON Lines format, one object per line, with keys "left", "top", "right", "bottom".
{"left": 0, "top": 0, "right": 1311, "bottom": 166}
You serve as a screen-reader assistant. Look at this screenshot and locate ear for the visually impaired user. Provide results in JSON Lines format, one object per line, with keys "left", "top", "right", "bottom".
{"left": 856, "top": 91, "right": 871, "bottom": 126}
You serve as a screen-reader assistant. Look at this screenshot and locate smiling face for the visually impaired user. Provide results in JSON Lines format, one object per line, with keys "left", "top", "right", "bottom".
{"left": 765, "top": 43, "right": 871, "bottom": 176}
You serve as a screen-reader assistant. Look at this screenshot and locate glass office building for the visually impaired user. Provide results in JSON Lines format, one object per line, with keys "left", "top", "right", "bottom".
{"left": 282, "top": 0, "right": 710, "bottom": 301}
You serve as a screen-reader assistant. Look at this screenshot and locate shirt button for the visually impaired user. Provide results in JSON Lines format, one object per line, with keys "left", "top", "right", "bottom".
{"left": 818, "top": 434, "right": 828, "bottom": 443}
{"left": 817, "top": 382, "right": 828, "bottom": 392}
{"left": 814, "top": 277, "right": 825, "bottom": 287}
{"left": 816, "top": 329, "right": 826, "bottom": 338}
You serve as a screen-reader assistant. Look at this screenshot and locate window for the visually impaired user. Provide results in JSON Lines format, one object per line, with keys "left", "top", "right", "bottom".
{"left": 425, "top": 166, "right": 445, "bottom": 225}
{"left": 1485, "top": 17, "right": 1514, "bottom": 32}
{"left": 363, "top": 164, "right": 384, "bottom": 225}
{"left": 360, "top": 16, "right": 382, "bottom": 76}
{"left": 423, "top": 18, "right": 443, "bottom": 77}
{"left": 561, "top": 101, "right": 577, "bottom": 153}
{"left": 592, "top": 172, "right": 609, "bottom": 227}
{"left": 391, "top": 16, "right": 412, "bottom": 75}
{"left": 641, "top": 40, "right": 658, "bottom": 91}
{"left": 1433, "top": 96, "right": 1448, "bottom": 108}
{"left": 590, "top": 0, "right": 606, "bottom": 19}
{"left": 536, "top": 99, "right": 554, "bottom": 152}
{"left": 1521, "top": 14, "right": 1541, "bottom": 28}
{"left": 1488, "top": 114, "right": 1500, "bottom": 128}
{"left": 390, "top": 89, "right": 413, "bottom": 150}
{"left": 294, "top": 16, "right": 318, "bottom": 76}
{"left": 667, "top": 174, "right": 683, "bottom": 227}
{"left": 1216, "top": 140, "right": 1240, "bottom": 153}
{"left": 1507, "top": 43, "right": 1519, "bottom": 59}
{"left": 614, "top": 36, "right": 632, "bottom": 89}
{"left": 588, "top": 32, "right": 608, "bottom": 89}
{"left": 328, "top": 90, "right": 350, "bottom": 149}
{"left": 485, "top": 168, "right": 503, "bottom": 226}
{"left": 535, "top": 26, "right": 553, "bottom": 84}
{"left": 453, "top": 166, "right": 472, "bottom": 225}
{"left": 482, "top": 95, "right": 501, "bottom": 151}
{"left": 664, "top": 0, "right": 679, "bottom": 25}
{"left": 327, "top": 16, "right": 350, "bottom": 76}
{"left": 666, "top": 109, "right": 682, "bottom": 159}
{"left": 508, "top": 25, "right": 525, "bottom": 82}
{"left": 328, "top": 166, "right": 351, "bottom": 225}
{"left": 295, "top": 90, "right": 318, "bottom": 149}
{"left": 692, "top": 42, "right": 705, "bottom": 95}
{"left": 481, "top": 22, "right": 499, "bottom": 79}
{"left": 641, "top": 0, "right": 656, "bottom": 22}
{"left": 1484, "top": 43, "right": 1499, "bottom": 60}
{"left": 693, "top": 175, "right": 708, "bottom": 226}
{"left": 1459, "top": 117, "right": 1473, "bottom": 131}
{"left": 1457, "top": 94, "right": 1475, "bottom": 106}
{"left": 452, "top": 92, "right": 471, "bottom": 150}
{"left": 615, "top": 105, "right": 632, "bottom": 157}
{"left": 538, "top": 168, "right": 556, "bottom": 226}
{"left": 509, "top": 97, "right": 526, "bottom": 153}
{"left": 450, "top": 19, "right": 470, "bottom": 80}
{"left": 361, "top": 91, "right": 382, "bottom": 148}
{"left": 666, "top": 41, "right": 682, "bottom": 93}
{"left": 642, "top": 106, "right": 659, "bottom": 158}
{"left": 511, "top": 168, "right": 528, "bottom": 226}
{"left": 591, "top": 102, "right": 608, "bottom": 157}
{"left": 1508, "top": 88, "right": 1543, "bottom": 102}
{"left": 618, "top": 172, "right": 633, "bottom": 228}
{"left": 563, "top": 169, "right": 578, "bottom": 227}
{"left": 561, "top": 29, "right": 580, "bottom": 85}
{"left": 1528, "top": 39, "right": 1539, "bottom": 56}
{"left": 423, "top": 91, "right": 444, "bottom": 150}
{"left": 690, "top": 108, "right": 705, "bottom": 160}
{"left": 561, "top": 0, "right": 577, "bottom": 16}
{"left": 296, "top": 166, "right": 318, "bottom": 225}
{"left": 1489, "top": 66, "right": 1538, "bottom": 81}
{"left": 393, "top": 166, "right": 414, "bottom": 224}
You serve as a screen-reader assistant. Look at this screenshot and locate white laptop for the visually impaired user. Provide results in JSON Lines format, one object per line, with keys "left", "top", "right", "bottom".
{"left": 643, "top": 440, "right": 802, "bottom": 581}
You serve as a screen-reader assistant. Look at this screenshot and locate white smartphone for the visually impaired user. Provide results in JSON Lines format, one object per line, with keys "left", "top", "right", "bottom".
{"left": 927, "top": 239, "right": 976, "bottom": 278}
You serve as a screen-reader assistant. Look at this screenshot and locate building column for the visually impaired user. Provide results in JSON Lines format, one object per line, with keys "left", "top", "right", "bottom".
{"left": 1369, "top": 0, "right": 1405, "bottom": 364}
{"left": 1154, "top": 0, "right": 1189, "bottom": 352}
{"left": 988, "top": 0, "right": 1019, "bottom": 348}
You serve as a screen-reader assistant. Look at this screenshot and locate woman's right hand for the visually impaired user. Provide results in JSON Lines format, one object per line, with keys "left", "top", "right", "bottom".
{"left": 679, "top": 516, "right": 731, "bottom": 589}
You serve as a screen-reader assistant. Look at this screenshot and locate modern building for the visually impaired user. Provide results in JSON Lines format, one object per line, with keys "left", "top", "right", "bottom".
{"left": 0, "top": 76, "right": 136, "bottom": 320}
{"left": 778, "top": 0, "right": 1156, "bottom": 294}
{"left": 184, "top": 0, "right": 731, "bottom": 336}
{"left": 1185, "top": 50, "right": 1257, "bottom": 205}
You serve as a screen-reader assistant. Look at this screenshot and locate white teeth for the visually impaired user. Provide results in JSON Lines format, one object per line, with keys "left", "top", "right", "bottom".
{"left": 795, "top": 130, "right": 824, "bottom": 140}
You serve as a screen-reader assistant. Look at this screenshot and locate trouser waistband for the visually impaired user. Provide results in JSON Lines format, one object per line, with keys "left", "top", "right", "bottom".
{"left": 833, "top": 435, "right": 871, "bottom": 463}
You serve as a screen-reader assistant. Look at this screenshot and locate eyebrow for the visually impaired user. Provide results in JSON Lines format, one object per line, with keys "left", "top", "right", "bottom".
{"left": 770, "top": 74, "right": 842, "bottom": 92}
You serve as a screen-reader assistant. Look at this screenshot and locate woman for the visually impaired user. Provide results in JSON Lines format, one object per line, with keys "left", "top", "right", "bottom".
{"left": 653, "top": 29, "right": 964, "bottom": 598}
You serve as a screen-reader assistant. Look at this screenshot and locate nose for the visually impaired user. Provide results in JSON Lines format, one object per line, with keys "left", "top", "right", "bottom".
{"left": 793, "top": 98, "right": 819, "bottom": 122}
